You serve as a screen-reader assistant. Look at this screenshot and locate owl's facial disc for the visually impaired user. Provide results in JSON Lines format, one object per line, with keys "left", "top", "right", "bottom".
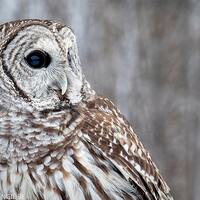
{"left": 2, "top": 23, "right": 83, "bottom": 107}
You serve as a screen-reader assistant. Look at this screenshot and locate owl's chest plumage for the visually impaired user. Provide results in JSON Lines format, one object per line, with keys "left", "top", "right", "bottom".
{"left": 0, "top": 107, "right": 78, "bottom": 161}
{"left": 0, "top": 142, "right": 137, "bottom": 200}
{"left": 0, "top": 105, "right": 135, "bottom": 200}
{"left": 0, "top": 97, "right": 173, "bottom": 200}
{"left": 0, "top": 107, "right": 80, "bottom": 199}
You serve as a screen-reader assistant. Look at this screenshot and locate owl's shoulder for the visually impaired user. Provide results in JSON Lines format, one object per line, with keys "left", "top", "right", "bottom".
{"left": 77, "top": 96, "right": 173, "bottom": 199}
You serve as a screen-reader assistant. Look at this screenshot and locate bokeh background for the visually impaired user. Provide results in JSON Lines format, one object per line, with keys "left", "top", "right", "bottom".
{"left": 1, "top": 0, "right": 200, "bottom": 199}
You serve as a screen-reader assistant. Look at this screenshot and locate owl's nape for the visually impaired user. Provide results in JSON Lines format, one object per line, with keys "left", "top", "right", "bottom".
{"left": 0, "top": 19, "right": 89, "bottom": 110}
{"left": 0, "top": 19, "right": 173, "bottom": 200}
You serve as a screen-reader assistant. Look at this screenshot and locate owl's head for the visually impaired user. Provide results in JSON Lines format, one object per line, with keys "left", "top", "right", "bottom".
{"left": 0, "top": 19, "right": 93, "bottom": 110}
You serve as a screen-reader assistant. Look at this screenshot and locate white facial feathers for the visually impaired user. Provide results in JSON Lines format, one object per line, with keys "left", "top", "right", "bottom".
{"left": 1, "top": 22, "right": 85, "bottom": 108}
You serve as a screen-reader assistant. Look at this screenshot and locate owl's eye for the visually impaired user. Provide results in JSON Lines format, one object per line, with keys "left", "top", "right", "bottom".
{"left": 24, "top": 50, "right": 51, "bottom": 69}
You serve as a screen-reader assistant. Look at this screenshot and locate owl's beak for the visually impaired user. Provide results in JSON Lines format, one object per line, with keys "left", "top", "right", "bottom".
{"left": 55, "top": 73, "right": 68, "bottom": 95}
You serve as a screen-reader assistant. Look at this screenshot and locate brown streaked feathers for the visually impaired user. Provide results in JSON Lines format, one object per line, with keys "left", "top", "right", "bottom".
{"left": 0, "top": 19, "right": 173, "bottom": 200}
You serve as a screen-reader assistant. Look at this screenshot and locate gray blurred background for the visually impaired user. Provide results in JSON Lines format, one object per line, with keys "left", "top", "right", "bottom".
{"left": 0, "top": 0, "right": 200, "bottom": 199}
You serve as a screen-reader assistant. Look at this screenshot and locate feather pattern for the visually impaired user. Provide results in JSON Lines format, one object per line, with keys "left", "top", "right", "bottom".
{"left": 0, "top": 96, "right": 173, "bottom": 200}
{"left": 0, "top": 19, "right": 173, "bottom": 200}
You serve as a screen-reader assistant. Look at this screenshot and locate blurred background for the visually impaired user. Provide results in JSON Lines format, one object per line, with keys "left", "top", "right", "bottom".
{"left": 0, "top": 0, "right": 200, "bottom": 199}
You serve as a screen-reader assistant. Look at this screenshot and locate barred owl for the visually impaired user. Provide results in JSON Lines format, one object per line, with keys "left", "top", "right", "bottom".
{"left": 0, "top": 19, "right": 173, "bottom": 200}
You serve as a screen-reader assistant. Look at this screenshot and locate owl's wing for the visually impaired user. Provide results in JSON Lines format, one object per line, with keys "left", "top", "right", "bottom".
{"left": 77, "top": 96, "right": 173, "bottom": 200}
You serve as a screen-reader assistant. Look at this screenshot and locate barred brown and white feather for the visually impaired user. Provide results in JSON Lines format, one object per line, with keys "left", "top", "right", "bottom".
{"left": 0, "top": 19, "right": 173, "bottom": 200}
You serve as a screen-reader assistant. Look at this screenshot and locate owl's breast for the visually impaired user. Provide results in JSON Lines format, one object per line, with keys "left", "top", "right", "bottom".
{"left": 0, "top": 138, "right": 139, "bottom": 200}
{"left": 0, "top": 107, "right": 87, "bottom": 199}
{"left": 0, "top": 107, "right": 82, "bottom": 162}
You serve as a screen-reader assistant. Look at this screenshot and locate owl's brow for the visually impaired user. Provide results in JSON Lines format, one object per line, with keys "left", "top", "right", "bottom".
{"left": 0, "top": 21, "right": 53, "bottom": 53}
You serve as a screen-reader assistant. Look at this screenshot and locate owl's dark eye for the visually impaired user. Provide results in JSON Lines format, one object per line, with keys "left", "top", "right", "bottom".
{"left": 25, "top": 50, "right": 51, "bottom": 69}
